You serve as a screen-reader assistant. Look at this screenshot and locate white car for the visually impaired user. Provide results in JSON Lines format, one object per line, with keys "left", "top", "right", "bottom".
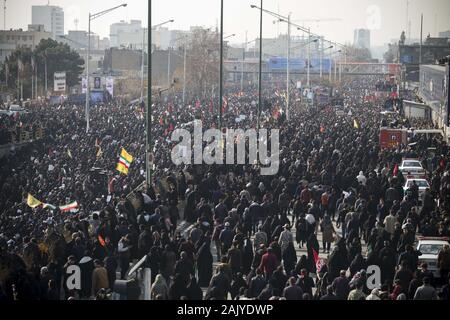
{"left": 399, "top": 159, "right": 426, "bottom": 178}
{"left": 416, "top": 237, "right": 450, "bottom": 277}
{"left": 403, "top": 178, "right": 430, "bottom": 199}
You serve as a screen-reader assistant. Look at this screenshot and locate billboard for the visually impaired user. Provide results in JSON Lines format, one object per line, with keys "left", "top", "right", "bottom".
{"left": 81, "top": 76, "right": 87, "bottom": 94}
{"left": 94, "top": 77, "right": 101, "bottom": 89}
{"left": 267, "top": 57, "right": 332, "bottom": 72}
{"left": 106, "top": 77, "right": 114, "bottom": 97}
{"left": 54, "top": 72, "right": 66, "bottom": 92}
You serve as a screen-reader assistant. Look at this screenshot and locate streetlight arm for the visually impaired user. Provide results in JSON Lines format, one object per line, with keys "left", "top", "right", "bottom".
{"left": 151, "top": 19, "right": 175, "bottom": 29}
{"left": 91, "top": 3, "right": 127, "bottom": 21}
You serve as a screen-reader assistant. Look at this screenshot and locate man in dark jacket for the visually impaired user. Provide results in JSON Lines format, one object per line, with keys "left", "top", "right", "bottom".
{"left": 332, "top": 270, "right": 350, "bottom": 300}
{"left": 248, "top": 268, "right": 267, "bottom": 298}
{"left": 207, "top": 266, "right": 231, "bottom": 300}
{"left": 282, "top": 276, "right": 303, "bottom": 300}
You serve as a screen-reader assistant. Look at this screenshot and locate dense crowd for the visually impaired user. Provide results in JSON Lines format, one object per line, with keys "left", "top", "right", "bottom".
{"left": 0, "top": 76, "right": 450, "bottom": 301}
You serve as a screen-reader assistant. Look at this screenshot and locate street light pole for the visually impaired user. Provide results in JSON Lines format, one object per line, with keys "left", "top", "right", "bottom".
{"left": 320, "top": 37, "right": 323, "bottom": 79}
{"left": 86, "top": 13, "right": 91, "bottom": 133}
{"left": 140, "top": 28, "right": 145, "bottom": 102}
{"left": 147, "top": 0, "right": 152, "bottom": 187}
{"left": 258, "top": 0, "right": 263, "bottom": 130}
{"left": 219, "top": 0, "right": 224, "bottom": 129}
{"left": 182, "top": 36, "right": 187, "bottom": 106}
{"left": 286, "top": 13, "right": 291, "bottom": 121}
{"left": 307, "top": 28, "right": 310, "bottom": 88}
{"left": 86, "top": 3, "right": 127, "bottom": 133}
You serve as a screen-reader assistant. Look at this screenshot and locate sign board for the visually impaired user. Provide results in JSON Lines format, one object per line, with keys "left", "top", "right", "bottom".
{"left": 81, "top": 76, "right": 87, "bottom": 94}
{"left": 296, "top": 81, "right": 302, "bottom": 89}
{"left": 106, "top": 77, "right": 114, "bottom": 97}
{"left": 54, "top": 72, "right": 66, "bottom": 92}
{"left": 94, "top": 77, "right": 101, "bottom": 89}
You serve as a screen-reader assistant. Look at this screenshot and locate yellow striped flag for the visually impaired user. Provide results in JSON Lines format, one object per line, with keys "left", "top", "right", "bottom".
{"left": 116, "top": 148, "right": 133, "bottom": 175}
{"left": 27, "top": 193, "right": 42, "bottom": 208}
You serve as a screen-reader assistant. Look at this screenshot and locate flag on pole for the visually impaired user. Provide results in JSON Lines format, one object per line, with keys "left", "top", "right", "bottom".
{"left": 393, "top": 163, "right": 399, "bottom": 177}
{"left": 312, "top": 248, "right": 323, "bottom": 271}
{"left": 59, "top": 201, "right": 79, "bottom": 212}
{"left": 116, "top": 148, "right": 133, "bottom": 175}
{"left": 98, "top": 235, "right": 106, "bottom": 247}
{"left": 31, "top": 56, "right": 35, "bottom": 71}
{"left": 43, "top": 203, "right": 57, "bottom": 210}
{"left": 18, "top": 58, "right": 24, "bottom": 72}
{"left": 353, "top": 119, "right": 359, "bottom": 129}
{"left": 222, "top": 96, "right": 228, "bottom": 114}
{"left": 27, "top": 193, "right": 42, "bottom": 208}
{"left": 95, "top": 138, "right": 103, "bottom": 158}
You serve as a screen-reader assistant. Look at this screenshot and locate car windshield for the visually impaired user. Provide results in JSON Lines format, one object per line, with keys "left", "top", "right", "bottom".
{"left": 419, "top": 243, "right": 444, "bottom": 255}
{"left": 403, "top": 161, "right": 421, "bottom": 167}
{"left": 407, "top": 180, "right": 429, "bottom": 188}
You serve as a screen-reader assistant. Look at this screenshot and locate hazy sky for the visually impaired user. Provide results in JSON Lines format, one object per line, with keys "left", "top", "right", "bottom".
{"left": 3, "top": 0, "right": 450, "bottom": 47}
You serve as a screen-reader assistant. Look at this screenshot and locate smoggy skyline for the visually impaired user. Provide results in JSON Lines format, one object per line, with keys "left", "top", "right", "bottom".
{"left": 3, "top": 0, "right": 450, "bottom": 47}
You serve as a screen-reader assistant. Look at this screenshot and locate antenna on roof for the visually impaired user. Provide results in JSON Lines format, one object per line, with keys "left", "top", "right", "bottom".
{"left": 74, "top": 18, "right": 79, "bottom": 30}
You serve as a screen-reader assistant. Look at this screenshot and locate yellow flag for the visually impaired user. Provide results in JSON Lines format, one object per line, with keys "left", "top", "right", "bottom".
{"left": 117, "top": 148, "right": 133, "bottom": 175}
{"left": 27, "top": 193, "right": 42, "bottom": 208}
{"left": 353, "top": 119, "right": 359, "bottom": 129}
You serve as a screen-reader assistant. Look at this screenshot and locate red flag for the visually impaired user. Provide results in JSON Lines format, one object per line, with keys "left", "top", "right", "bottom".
{"left": 440, "top": 158, "right": 445, "bottom": 169}
{"left": 320, "top": 126, "right": 325, "bottom": 133}
{"left": 159, "top": 118, "right": 164, "bottom": 125}
{"left": 393, "top": 164, "right": 398, "bottom": 177}
{"left": 209, "top": 100, "right": 213, "bottom": 113}
{"left": 312, "top": 248, "right": 323, "bottom": 271}
{"left": 98, "top": 235, "right": 106, "bottom": 247}
{"left": 222, "top": 97, "right": 228, "bottom": 114}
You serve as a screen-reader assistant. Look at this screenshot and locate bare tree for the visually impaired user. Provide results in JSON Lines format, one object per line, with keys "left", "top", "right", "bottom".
{"left": 185, "top": 27, "right": 226, "bottom": 99}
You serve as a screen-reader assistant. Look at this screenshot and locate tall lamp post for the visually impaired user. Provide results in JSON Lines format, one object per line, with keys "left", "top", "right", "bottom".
{"left": 141, "top": 19, "right": 174, "bottom": 103}
{"left": 86, "top": 3, "right": 127, "bottom": 133}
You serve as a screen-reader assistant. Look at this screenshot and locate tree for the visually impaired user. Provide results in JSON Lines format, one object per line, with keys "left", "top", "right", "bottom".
{"left": 185, "top": 27, "right": 227, "bottom": 99}
{"left": 0, "top": 38, "right": 84, "bottom": 99}
{"left": 34, "top": 39, "right": 84, "bottom": 92}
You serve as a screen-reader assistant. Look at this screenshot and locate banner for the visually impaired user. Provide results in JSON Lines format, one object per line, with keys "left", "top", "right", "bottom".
{"left": 81, "top": 76, "right": 87, "bottom": 94}
{"left": 54, "top": 72, "right": 66, "bottom": 92}
{"left": 106, "top": 77, "right": 114, "bottom": 97}
{"left": 94, "top": 76, "right": 101, "bottom": 89}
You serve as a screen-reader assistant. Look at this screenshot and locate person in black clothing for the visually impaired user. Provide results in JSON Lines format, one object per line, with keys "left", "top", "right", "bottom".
{"left": 186, "top": 276, "right": 203, "bottom": 300}
{"left": 320, "top": 285, "right": 337, "bottom": 300}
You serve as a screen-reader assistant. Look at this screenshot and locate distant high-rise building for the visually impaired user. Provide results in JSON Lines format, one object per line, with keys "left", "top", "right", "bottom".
{"left": 110, "top": 20, "right": 143, "bottom": 49}
{"left": 354, "top": 29, "right": 371, "bottom": 49}
{"left": 31, "top": 5, "right": 64, "bottom": 39}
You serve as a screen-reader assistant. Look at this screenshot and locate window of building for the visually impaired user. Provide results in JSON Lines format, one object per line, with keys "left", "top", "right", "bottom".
{"left": 23, "top": 36, "right": 27, "bottom": 41}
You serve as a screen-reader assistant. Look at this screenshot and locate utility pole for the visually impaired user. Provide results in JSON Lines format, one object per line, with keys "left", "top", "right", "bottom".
{"left": 320, "top": 37, "right": 323, "bottom": 79}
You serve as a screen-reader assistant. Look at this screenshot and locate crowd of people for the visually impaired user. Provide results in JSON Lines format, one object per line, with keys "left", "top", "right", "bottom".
{"left": 0, "top": 75, "right": 450, "bottom": 301}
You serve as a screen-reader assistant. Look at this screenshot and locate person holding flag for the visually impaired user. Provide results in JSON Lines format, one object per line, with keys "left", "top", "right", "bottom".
{"left": 116, "top": 148, "right": 133, "bottom": 175}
